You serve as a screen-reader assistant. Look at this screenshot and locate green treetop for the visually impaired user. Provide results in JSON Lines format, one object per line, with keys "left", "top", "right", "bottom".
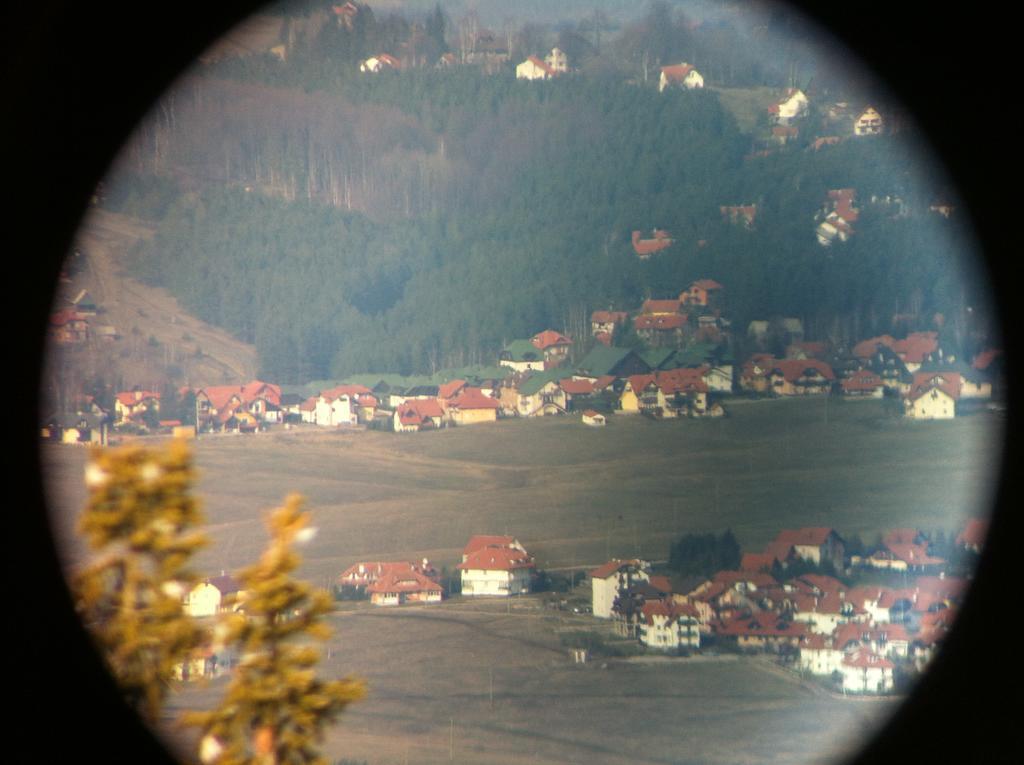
{"left": 73, "top": 438, "right": 208, "bottom": 725}
{"left": 186, "top": 494, "right": 365, "bottom": 765}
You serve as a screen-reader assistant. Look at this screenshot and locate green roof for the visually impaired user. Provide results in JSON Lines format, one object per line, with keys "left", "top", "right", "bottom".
{"left": 639, "top": 348, "right": 676, "bottom": 370}
{"left": 517, "top": 369, "right": 566, "bottom": 396}
{"left": 575, "top": 346, "right": 641, "bottom": 377}
{"left": 501, "top": 339, "right": 544, "bottom": 363}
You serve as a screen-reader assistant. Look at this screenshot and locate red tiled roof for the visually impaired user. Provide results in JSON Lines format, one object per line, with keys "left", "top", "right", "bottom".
{"left": 642, "top": 600, "right": 700, "bottom": 624}
{"left": 660, "top": 63, "right": 694, "bottom": 82}
{"left": 907, "top": 371, "right": 961, "bottom": 402}
{"left": 559, "top": 378, "right": 595, "bottom": 395}
{"left": 740, "top": 552, "right": 777, "bottom": 572}
{"left": 718, "top": 610, "right": 807, "bottom": 638}
{"left": 448, "top": 387, "right": 500, "bottom": 410}
{"left": 691, "top": 279, "right": 723, "bottom": 291}
{"left": 971, "top": 349, "right": 1002, "bottom": 370}
{"left": 842, "top": 648, "right": 894, "bottom": 670}
{"left": 893, "top": 332, "right": 938, "bottom": 363}
{"left": 397, "top": 399, "right": 445, "bottom": 419}
{"left": 591, "top": 310, "right": 628, "bottom": 324}
{"left": 632, "top": 230, "right": 674, "bottom": 256}
{"left": 956, "top": 518, "right": 988, "bottom": 549}
{"left": 199, "top": 385, "right": 245, "bottom": 411}
{"left": 531, "top": 330, "right": 572, "bottom": 350}
{"left": 241, "top": 380, "right": 282, "bottom": 406}
{"left": 592, "top": 375, "right": 616, "bottom": 391}
{"left": 438, "top": 379, "right": 467, "bottom": 400}
{"left": 457, "top": 546, "right": 534, "bottom": 572}
{"left": 641, "top": 299, "right": 681, "bottom": 315}
{"left": 842, "top": 370, "right": 884, "bottom": 392}
{"left": 713, "top": 570, "right": 777, "bottom": 589}
{"left": 770, "top": 359, "right": 835, "bottom": 383}
{"left": 525, "top": 55, "right": 556, "bottom": 76}
{"left": 463, "top": 535, "right": 522, "bottom": 556}
{"left": 366, "top": 568, "right": 443, "bottom": 595}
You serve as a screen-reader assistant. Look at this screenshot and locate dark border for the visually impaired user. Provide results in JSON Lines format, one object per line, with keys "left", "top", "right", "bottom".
{"left": 6, "top": 2, "right": 1016, "bottom": 762}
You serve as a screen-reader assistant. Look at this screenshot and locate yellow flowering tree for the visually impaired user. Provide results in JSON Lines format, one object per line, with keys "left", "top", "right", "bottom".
{"left": 73, "top": 438, "right": 208, "bottom": 725}
{"left": 186, "top": 494, "right": 365, "bottom": 765}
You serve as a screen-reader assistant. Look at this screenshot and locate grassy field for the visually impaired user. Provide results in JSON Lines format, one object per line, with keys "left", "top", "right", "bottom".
{"left": 39, "top": 397, "right": 1002, "bottom": 765}
{"left": 43, "top": 397, "right": 1003, "bottom": 586}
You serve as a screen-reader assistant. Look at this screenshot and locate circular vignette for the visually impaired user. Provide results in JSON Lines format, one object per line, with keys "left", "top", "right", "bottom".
{"left": 8, "top": 2, "right": 1015, "bottom": 764}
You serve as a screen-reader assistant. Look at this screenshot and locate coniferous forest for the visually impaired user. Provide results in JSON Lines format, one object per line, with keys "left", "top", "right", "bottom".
{"left": 108, "top": 0, "right": 991, "bottom": 384}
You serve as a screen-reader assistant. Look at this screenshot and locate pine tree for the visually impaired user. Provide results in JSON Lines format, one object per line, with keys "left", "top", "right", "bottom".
{"left": 186, "top": 494, "right": 365, "bottom": 765}
{"left": 73, "top": 438, "right": 208, "bottom": 725}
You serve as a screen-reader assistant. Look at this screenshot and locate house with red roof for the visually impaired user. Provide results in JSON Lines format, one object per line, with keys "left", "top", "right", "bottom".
{"left": 840, "top": 648, "right": 894, "bottom": 693}
{"left": 515, "top": 54, "right": 557, "bottom": 80}
{"left": 717, "top": 610, "right": 808, "bottom": 651}
{"left": 632, "top": 229, "right": 673, "bottom": 258}
{"left": 720, "top": 204, "right": 757, "bottom": 228}
{"left": 457, "top": 536, "right": 534, "bottom": 596}
{"left": 768, "top": 359, "right": 835, "bottom": 396}
{"left": 798, "top": 634, "right": 846, "bottom": 676}
{"left": 446, "top": 387, "right": 500, "bottom": 426}
{"left": 360, "top": 53, "right": 400, "bottom": 73}
{"left": 633, "top": 313, "right": 688, "bottom": 346}
{"left": 531, "top": 329, "right": 573, "bottom": 366}
{"left": 680, "top": 279, "right": 724, "bottom": 309}
{"left": 393, "top": 398, "right": 445, "bottom": 432}
{"left": 49, "top": 309, "right": 90, "bottom": 344}
{"left": 114, "top": 389, "right": 161, "bottom": 423}
{"left": 639, "top": 601, "right": 701, "bottom": 651}
{"left": 955, "top": 517, "right": 988, "bottom": 554}
{"left": 768, "top": 88, "right": 808, "bottom": 126}
{"left": 840, "top": 369, "right": 885, "bottom": 397}
{"left": 770, "top": 528, "right": 845, "bottom": 571}
{"left": 581, "top": 409, "right": 606, "bottom": 427}
{"left": 367, "top": 568, "right": 444, "bottom": 606}
{"left": 590, "top": 310, "right": 628, "bottom": 344}
{"left": 589, "top": 559, "right": 651, "bottom": 619}
{"left": 904, "top": 371, "right": 959, "bottom": 419}
{"left": 658, "top": 62, "right": 704, "bottom": 92}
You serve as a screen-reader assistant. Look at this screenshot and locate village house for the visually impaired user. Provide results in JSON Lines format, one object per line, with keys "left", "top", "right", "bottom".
{"left": 680, "top": 279, "right": 724, "bottom": 309}
{"left": 840, "top": 648, "right": 894, "bottom": 693}
{"left": 544, "top": 47, "right": 568, "bottom": 73}
{"left": 717, "top": 610, "right": 808, "bottom": 652}
{"left": 445, "top": 386, "right": 500, "bottom": 425}
{"left": 840, "top": 369, "right": 886, "bottom": 397}
{"left": 589, "top": 559, "right": 651, "bottom": 619}
{"left": 41, "top": 411, "right": 108, "bottom": 445}
{"left": 639, "top": 601, "right": 702, "bottom": 651}
{"left": 499, "top": 339, "right": 547, "bottom": 372}
{"left": 658, "top": 62, "right": 704, "bottom": 92}
{"left": 366, "top": 568, "right": 444, "bottom": 606}
{"left": 720, "top": 205, "right": 757, "bottom": 228}
{"left": 49, "top": 308, "right": 91, "bottom": 344}
{"left": 516, "top": 54, "right": 557, "bottom": 80}
{"left": 184, "top": 574, "right": 243, "bottom": 618}
{"left": 114, "top": 389, "right": 161, "bottom": 424}
{"left": 904, "top": 371, "right": 959, "bottom": 420}
{"left": 798, "top": 634, "right": 846, "bottom": 676}
{"left": 336, "top": 559, "right": 439, "bottom": 594}
{"left": 633, "top": 313, "right": 688, "bottom": 346}
{"left": 457, "top": 536, "right": 534, "bottom": 597}
{"left": 511, "top": 370, "right": 567, "bottom": 417}
{"left": 632, "top": 229, "right": 673, "bottom": 258}
{"left": 767, "top": 528, "right": 846, "bottom": 571}
{"left": 360, "top": 53, "right": 400, "bottom": 73}
{"left": 393, "top": 398, "right": 446, "bottom": 432}
{"left": 558, "top": 377, "right": 596, "bottom": 411}
{"left": 575, "top": 345, "right": 652, "bottom": 379}
{"left": 767, "top": 88, "right": 809, "bottom": 126}
{"left": 590, "top": 310, "right": 628, "bottom": 345}
{"left": 853, "top": 106, "right": 883, "bottom": 136}
{"left": 530, "top": 329, "right": 573, "bottom": 367}
{"left": 581, "top": 409, "right": 606, "bottom": 427}
{"left": 768, "top": 359, "right": 835, "bottom": 396}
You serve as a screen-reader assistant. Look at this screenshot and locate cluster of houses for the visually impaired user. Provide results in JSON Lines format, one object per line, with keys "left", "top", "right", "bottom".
{"left": 588, "top": 518, "right": 987, "bottom": 694}
{"left": 172, "top": 513, "right": 987, "bottom": 697}
{"left": 43, "top": 273, "right": 1003, "bottom": 446}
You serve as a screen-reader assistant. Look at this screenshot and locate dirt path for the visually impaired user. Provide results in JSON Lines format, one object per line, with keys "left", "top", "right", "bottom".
{"left": 64, "top": 207, "right": 258, "bottom": 385}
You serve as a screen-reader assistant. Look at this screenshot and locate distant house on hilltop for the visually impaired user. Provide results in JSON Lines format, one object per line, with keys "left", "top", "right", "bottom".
{"left": 658, "top": 63, "right": 704, "bottom": 92}
{"left": 632, "top": 229, "right": 673, "bottom": 258}
{"left": 516, "top": 55, "right": 557, "bottom": 80}
{"left": 768, "top": 88, "right": 809, "bottom": 126}
{"left": 854, "top": 106, "right": 884, "bottom": 136}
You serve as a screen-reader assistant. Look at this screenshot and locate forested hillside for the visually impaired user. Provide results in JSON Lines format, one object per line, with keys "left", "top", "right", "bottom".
{"left": 112, "top": 3, "right": 989, "bottom": 384}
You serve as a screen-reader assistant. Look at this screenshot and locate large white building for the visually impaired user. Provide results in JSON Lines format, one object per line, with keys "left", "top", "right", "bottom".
{"left": 589, "top": 559, "right": 650, "bottom": 619}
{"left": 457, "top": 536, "right": 534, "bottom": 596}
